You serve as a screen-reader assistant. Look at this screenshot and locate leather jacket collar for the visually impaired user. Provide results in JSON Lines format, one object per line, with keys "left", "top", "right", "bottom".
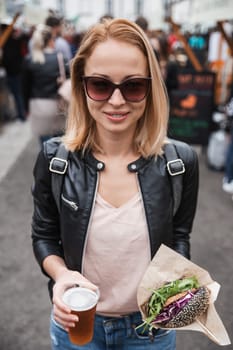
{"left": 83, "top": 149, "right": 153, "bottom": 173}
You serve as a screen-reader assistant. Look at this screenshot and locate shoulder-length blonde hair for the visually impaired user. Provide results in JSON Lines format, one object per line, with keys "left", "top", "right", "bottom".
{"left": 31, "top": 24, "right": 53, "bottom": 64}
{"left": 63, "top": 18, "right": 169, "bottom": 157}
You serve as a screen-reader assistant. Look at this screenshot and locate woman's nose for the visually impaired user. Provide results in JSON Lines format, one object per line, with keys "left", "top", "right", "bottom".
{"left": 108, "top": 88, "right": 126, "bottom": 105}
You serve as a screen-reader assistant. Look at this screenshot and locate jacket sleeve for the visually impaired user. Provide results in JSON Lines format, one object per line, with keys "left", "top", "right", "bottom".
{"left": 31, "top": 142, "right": 64, "bottom": 275}
{"left": 172, "top": 143, "right": 199, "bottom": 259}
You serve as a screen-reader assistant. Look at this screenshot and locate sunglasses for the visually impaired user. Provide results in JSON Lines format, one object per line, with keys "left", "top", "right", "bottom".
{"left": 82, "top": 76, "right": 151, "bottom": 102}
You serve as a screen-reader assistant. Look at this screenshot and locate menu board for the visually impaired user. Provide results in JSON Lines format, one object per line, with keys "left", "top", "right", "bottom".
{"left": 168, "top": 71, "right": 216, "bottom": 145}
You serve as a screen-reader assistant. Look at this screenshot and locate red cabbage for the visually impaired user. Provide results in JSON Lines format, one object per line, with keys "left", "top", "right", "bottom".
{"left": 151, "top": 290, "right": 196, "bottom": 324}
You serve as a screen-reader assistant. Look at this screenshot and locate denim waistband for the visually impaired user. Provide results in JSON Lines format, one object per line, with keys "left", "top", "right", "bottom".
{"left": 95, "top": 311, "right": 162, "bottom": 341}
{"left": 96, "top": 311, "right": 142, "bottom": 326}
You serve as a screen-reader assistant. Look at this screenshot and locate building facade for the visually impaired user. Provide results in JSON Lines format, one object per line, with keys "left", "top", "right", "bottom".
{"left": 1, "top": 0, "right": 233, "bottom": 31}
{"left": 1, "top": 0, "right": 165, "bottom": 30}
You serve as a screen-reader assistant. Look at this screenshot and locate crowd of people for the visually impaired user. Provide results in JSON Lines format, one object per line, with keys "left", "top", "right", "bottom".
{"left": 0, "top": 14, "right": 72, "bottom": 143}
{"left": 0, "top": 12, "right": 233, "bottom": 192}
{"left": 0, "top": 11, "right": 233, "bottom": 192}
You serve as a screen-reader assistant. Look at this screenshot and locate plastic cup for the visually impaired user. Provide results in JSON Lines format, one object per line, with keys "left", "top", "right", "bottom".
{"left": 62, "top": 287, "right": 99, "bottom": 345}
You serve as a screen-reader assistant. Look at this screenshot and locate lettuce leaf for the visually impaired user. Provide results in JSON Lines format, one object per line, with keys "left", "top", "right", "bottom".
{"left": 145, "top": 276, "right": 199, "bottom": 324}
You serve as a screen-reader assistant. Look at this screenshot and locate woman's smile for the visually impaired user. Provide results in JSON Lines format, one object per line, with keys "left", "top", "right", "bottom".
{"left": 104, "top": 111, "right": 129, "bottom": 122}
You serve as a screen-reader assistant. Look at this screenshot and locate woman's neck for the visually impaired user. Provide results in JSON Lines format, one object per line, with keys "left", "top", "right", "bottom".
{"left": 94, "top": 131, "right": 139, "bottom": 161}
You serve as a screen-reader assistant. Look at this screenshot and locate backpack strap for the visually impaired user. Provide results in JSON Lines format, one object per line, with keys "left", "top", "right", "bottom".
{"left": 49, "top": 142, "right": 69, "bottom": 212}
{"left": 164, "top": 143, "right": 185, "bottom": 216}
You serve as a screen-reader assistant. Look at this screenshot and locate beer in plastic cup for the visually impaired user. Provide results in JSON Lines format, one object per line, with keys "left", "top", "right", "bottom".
{"left": 62, "top": 287, "right": 99, "bottom": 345}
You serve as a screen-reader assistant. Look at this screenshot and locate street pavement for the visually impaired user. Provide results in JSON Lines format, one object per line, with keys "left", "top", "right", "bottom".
{"left": 0, "top": 120, "right": 32, "bottom": 181}
{"left": 0, "top": 121, "right": 232, "bottom": 350}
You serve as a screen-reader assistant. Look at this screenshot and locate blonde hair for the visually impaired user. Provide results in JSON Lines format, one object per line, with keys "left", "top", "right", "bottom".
{"left": 63, "top": 18, "right": 169, "bottom": 157}
{"left": 31, "top": 24, "right": 52, "bottom": 64}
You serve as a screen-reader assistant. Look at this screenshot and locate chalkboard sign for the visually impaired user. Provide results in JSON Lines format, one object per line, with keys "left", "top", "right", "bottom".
{"left": 168, "top": 71, "right": 216, "bottom": 145}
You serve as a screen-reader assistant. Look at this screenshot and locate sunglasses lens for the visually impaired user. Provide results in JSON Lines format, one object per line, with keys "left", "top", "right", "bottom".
{"left": 85, "top": 77, "right": 112, "bottom": 101}
{"left": 83, "top": 77, "right": 150, "bottom": 102}
{"left": 122, "top": 78, "right": 150, "bottom": 102}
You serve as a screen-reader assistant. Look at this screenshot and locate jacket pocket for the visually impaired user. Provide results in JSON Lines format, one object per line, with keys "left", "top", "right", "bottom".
{"left": 61, "top": 194, "right": 79, "bottom": 211}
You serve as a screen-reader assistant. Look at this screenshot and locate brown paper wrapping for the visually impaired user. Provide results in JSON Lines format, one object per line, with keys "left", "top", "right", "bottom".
{"left": 137, "top": 244, "right": 231, "bottom": 346}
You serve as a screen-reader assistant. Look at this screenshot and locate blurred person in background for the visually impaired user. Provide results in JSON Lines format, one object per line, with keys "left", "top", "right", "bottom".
{"left": 23, "top": 24, "right": 69, "bottom": 145}
{"left": 1, "top": 23, "right": 27, "bottom": 122}
{"left": 99, "top": 13, "right": 114, "bottom": 23}
{"left": 31, "top": 18, "right": 198, "bottom": 350}
{"left": 222, "top": 83, "right": 233, "bottom": 195}
{"left": 45, "top": 15, "right": 72, "bottom": 62}
{"left": 135, "top": 17, "right": 178, "bottom": 100}
{"left": 135, "top": 15, "right": 149, "bottom": 35}
{"left": 150, "top": 32, "right": 179, "bottom": 100}
{"left": 69, "top": 31, "right": 85, "bottom": 58}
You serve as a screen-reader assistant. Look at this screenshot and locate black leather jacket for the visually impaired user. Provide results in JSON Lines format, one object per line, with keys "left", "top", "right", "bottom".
{"left": 31, "top": 138, "right": 199, "bottom": 297}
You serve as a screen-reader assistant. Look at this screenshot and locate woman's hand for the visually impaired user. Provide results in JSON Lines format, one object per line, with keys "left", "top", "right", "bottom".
{"left": 52, "top": 270, "right": 98, "bottom": 331}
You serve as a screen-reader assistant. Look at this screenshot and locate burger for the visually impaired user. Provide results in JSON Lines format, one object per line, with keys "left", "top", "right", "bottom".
{"left": 144, "top": 276, "right": 210, "bottom": 328}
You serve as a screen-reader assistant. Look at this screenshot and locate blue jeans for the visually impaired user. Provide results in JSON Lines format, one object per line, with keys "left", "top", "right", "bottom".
{"left": 50, "top": 311, "right": 176, "bottom": 350}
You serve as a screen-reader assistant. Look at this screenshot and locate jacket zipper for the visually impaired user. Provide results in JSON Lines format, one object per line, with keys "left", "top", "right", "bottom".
{"left": 136, "top": 173, "right": 145, "bottom": 215}
{"left": 81, "top": 172, "right": 99, "bottom": 274}
{"left": 136, "top": 173, "right": 152, "bottom": 257}
{"left": 61, "top": 194, "right": 79, "bottom": 211}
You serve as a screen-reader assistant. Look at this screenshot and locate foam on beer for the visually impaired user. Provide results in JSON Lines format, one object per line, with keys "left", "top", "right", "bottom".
{"left": 63, "top": 287, "right": 98, "bottom": 311}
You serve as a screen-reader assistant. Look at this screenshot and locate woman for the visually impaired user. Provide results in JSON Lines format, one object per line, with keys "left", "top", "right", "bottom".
{"left": 31, "top": 18, "right": 199, "bottom": 349}
{"left": 23, "top": 24, "right": 69, "bottom": 145}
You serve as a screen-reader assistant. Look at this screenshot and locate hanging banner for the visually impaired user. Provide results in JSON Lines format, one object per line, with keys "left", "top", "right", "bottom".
{"left": 190, "top": 0, "right": 233, "bottom": 24}
{"left": 24, "top": 4, "right": 48, "bottom": 26}
{"left": 169, "top": 71, "right": 216, "bottom": 145}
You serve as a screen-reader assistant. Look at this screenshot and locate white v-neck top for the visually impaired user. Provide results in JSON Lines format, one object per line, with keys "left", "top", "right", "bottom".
{"left": 82, "top": 192, "right": 151, "bottom": 316}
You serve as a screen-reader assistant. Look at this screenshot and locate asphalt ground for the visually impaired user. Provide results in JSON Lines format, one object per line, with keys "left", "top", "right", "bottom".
{"left": 0, "top": 125, "right": 232, "bottom": 350}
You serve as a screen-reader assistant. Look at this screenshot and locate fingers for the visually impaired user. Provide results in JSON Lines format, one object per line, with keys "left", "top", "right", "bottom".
{"left": 51, "top": 272, "right": 99, "bottom": 331}
{"left": 77, "top": 280, "right": 99, "bottom": 293}
{"left": 53, "top": 304, "right": 79, "bottom": 331}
